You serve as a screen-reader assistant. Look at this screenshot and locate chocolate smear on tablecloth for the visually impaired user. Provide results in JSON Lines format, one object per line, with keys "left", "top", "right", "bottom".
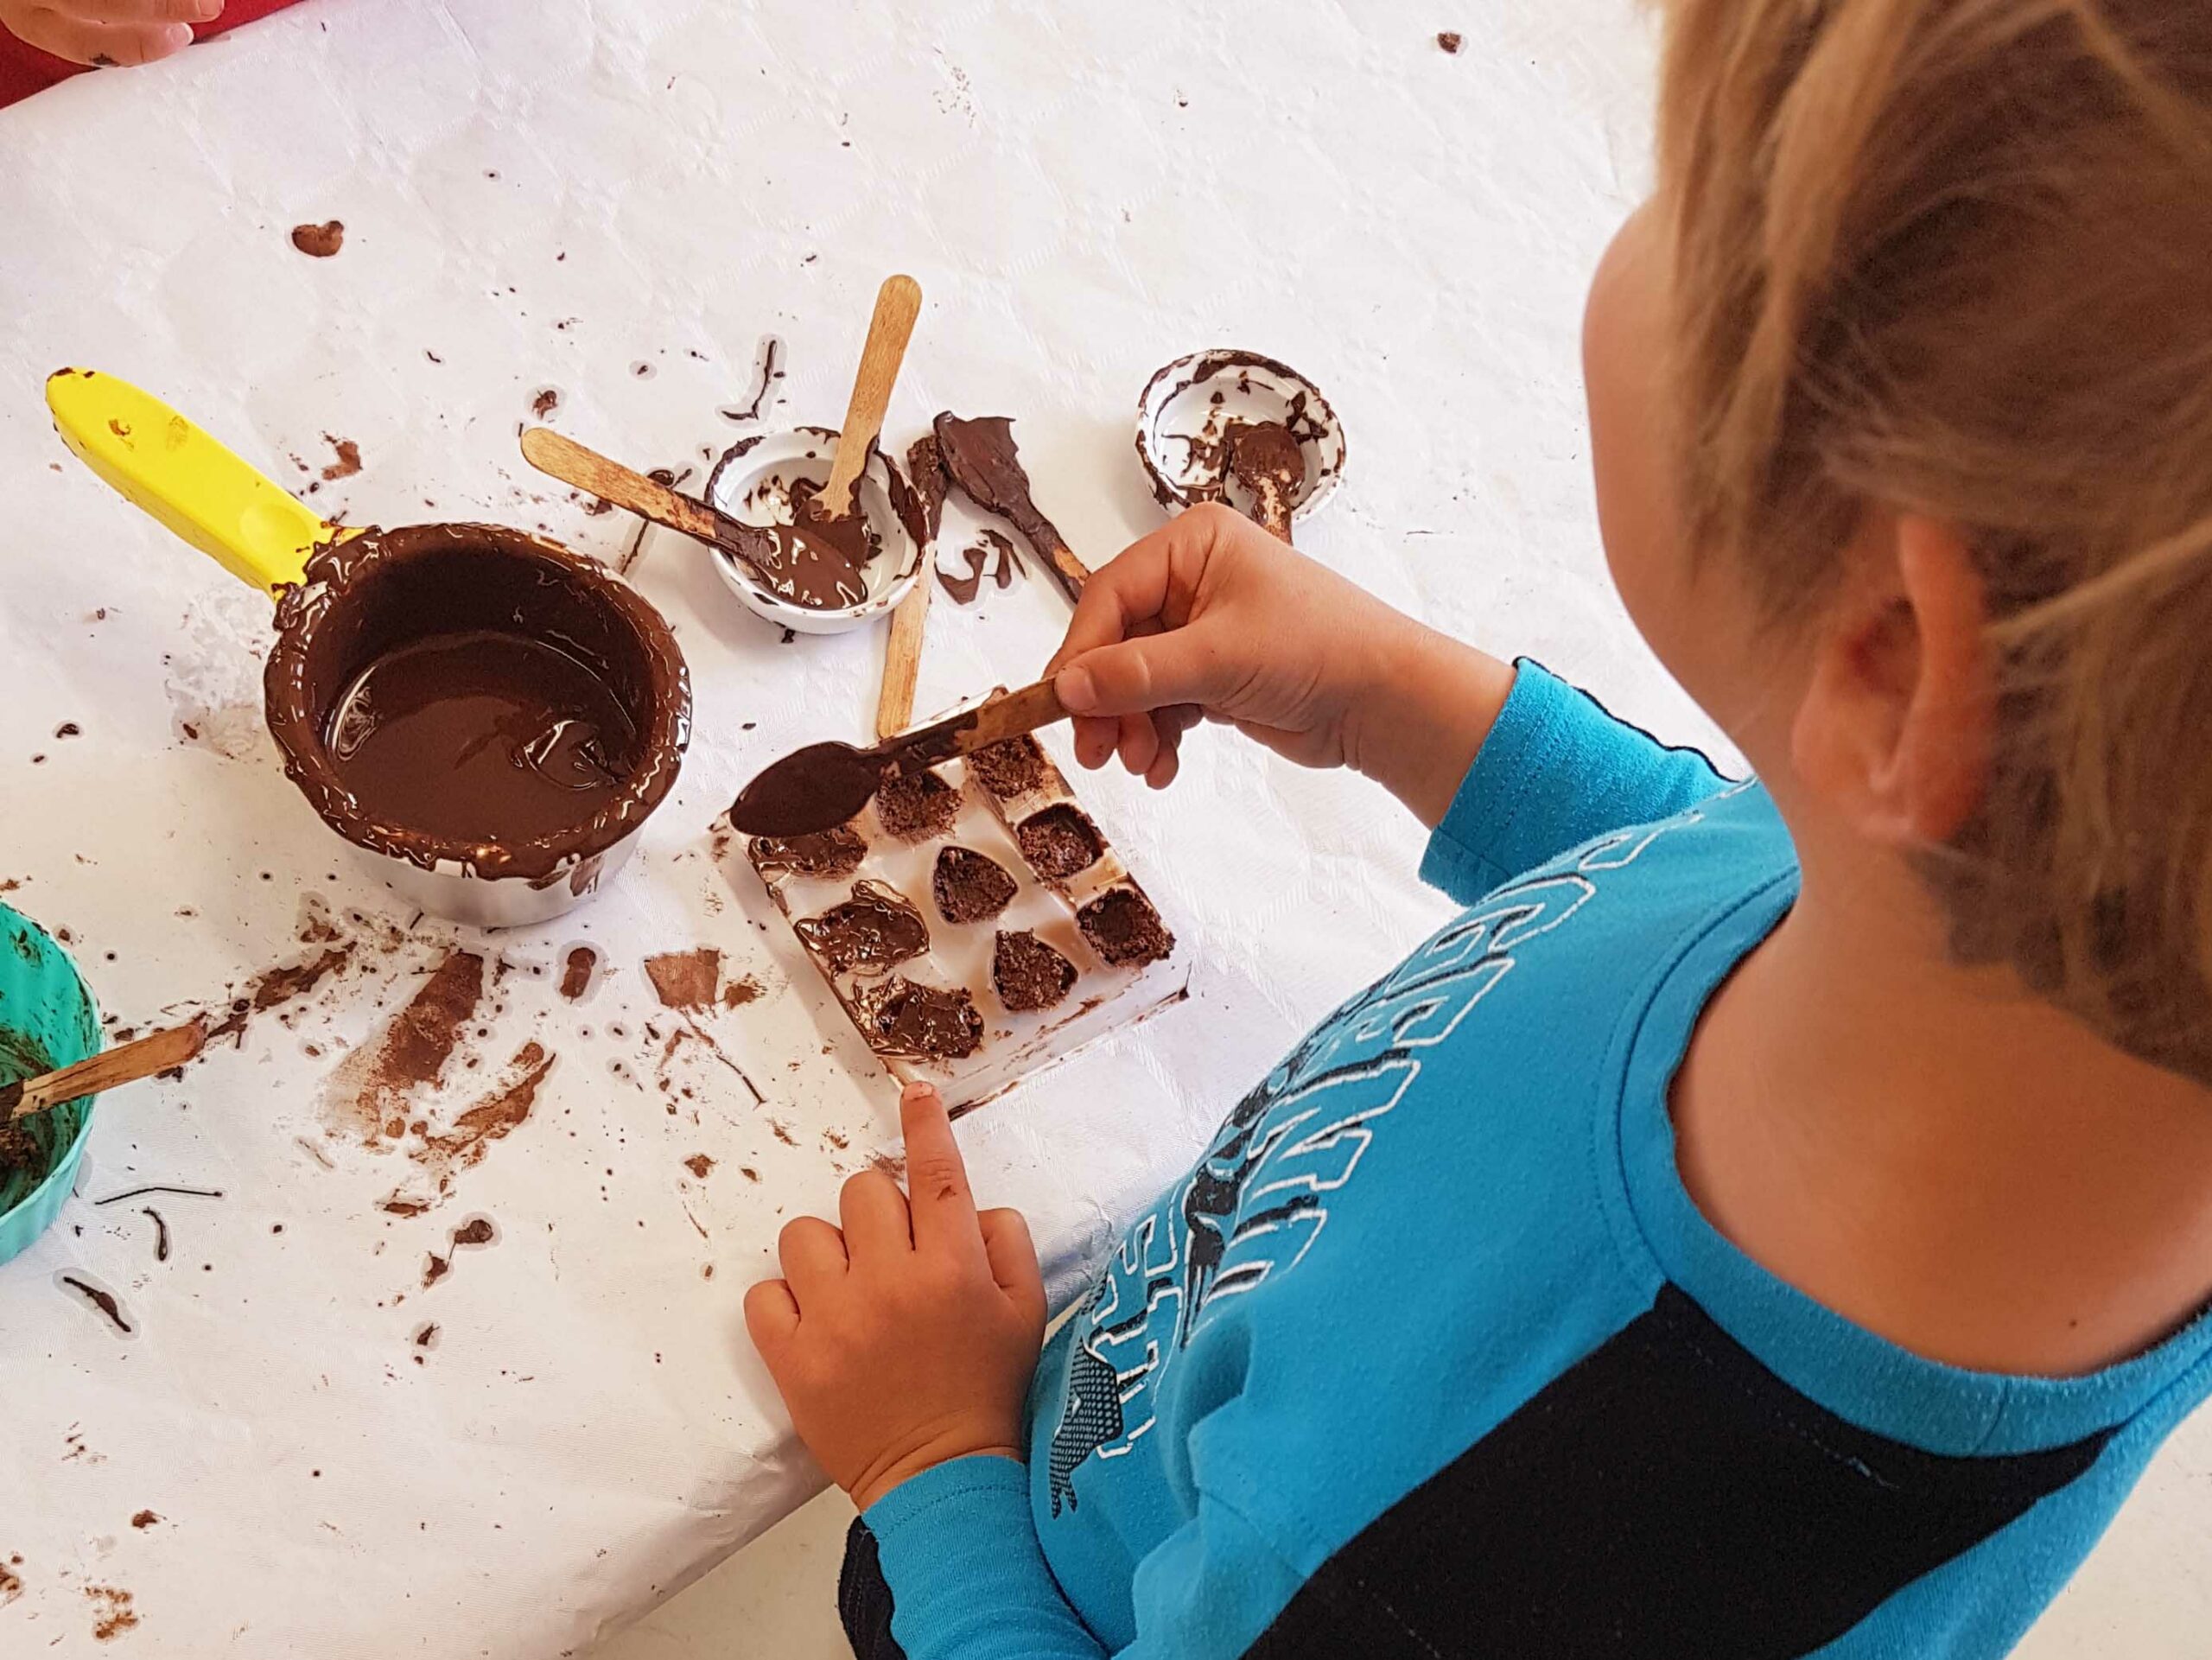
{"left": 684, "top": 1154, "right": 715, "bottom": 1179}
{"left": 93, "top": 1183, "right": 221, "bottom": 1205}
{"left": 931, "top": 846, "right": 1019, "bottom": 925}
{"left": 856, "top": 979, "right": 982, "bottom": 1060}
{"left": 967, "top": 735, "right": 1045, "bottom": 800}
{"left": 936, "top": 543, "right": 988, "bottom": 605}
{"left": 264, "top": 525, "right": 690, "bottom": 884}
{"left": 558, "top": 945, "right": 598, "bottom": 1001}
{"left": 531, "top": 388, "right": 560, "bottom": 418}
{"left": 60, "top": 1275, "right": 132, "bottom": 1335}
{"left": 320, "top": 436, "right": 362, "bottom": 481}
{"left": 291, "top": 220, "right": 345, "bottom": 257}
{"left": 874, "top": 763, "right": 961, "bottom": 841}
{"left": 982, "top": 529, "right": 1024, "bottom": 587}
{"left": 723, "top": 977, "right": 760, "bottom": 1007}
{"left": 141, "top": 1208, "right": 169, "bottom": 1262}
{"left": 1016, "top": 804, "right": 1104, "bottom": 881}
{"left": 85, "top": 1584, "right": 138, "bottom": 1641}
{"left": 1078, "top": 887, "right": 1176, "bottom": 966}
{"left": 318, "top": 949, "right": 484, "bottom": 1150}
{"left": 452, "top": 1217, "right": 495, "bottom": 1247}
{"left": 379, "top": 1195, "right": 429, "bottom": 1218}
{"left": 203, "top": 944, "right": 353, "bottom": 1046}
{"left": 796, "top": 881, "right": 929, "bottom": 976}
{"left": 419, "top": 1045, "right": 552, "bottom": 1173}
{"left": 130, "top": 1511, "right": 158, "bottom": 1530}
{"left": 423, "top": 1253, "right": 450, "bottom": 1288}
{"left": 414, "top": 1322, "right": 438, "bottom": 1348}
{"left": 748, "top": 825, "right": 868, "bottom": 879}
{"left": 719, "top": 335, "right": 786, "bottom": 423}
{"left": 932, "top": 412, "right": 1084, "bottom": 602}
{"left": 645, "top": 948, "right": 721, "bottom": 1011}
{"left": 993, "top": 930, "right": 1077, "bottom": 1012}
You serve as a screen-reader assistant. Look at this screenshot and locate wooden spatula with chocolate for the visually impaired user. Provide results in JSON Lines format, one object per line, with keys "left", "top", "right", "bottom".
{"left": 930, "top": 414, "right": 1091, "bottom": 603}
{"left": 730, "top": 679, "right": 1071, "bottom": 837}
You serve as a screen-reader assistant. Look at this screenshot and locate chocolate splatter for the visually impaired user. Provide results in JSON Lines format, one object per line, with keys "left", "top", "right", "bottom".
{"left": 86, "top": 1584, "right": 137, "bottom": 1640}
{"left": 423, "top": 1253, "right": 450, "bottom": 1288}
{"left": 94, "top": 1184, "right": 221, "bottom": 1206}
{"left": 531, "top": 388, "right": 560, "bottom": 418}
{"left": 130, "top": 1511, "right": 158, "bottom": 1530}
{"left": 982, "top": 528, "right": 1023, "bottom": 588}
{"left": 319, "top": 435, "right": 361, "bottom": 480}
{"left": 722, "top": 978, "right": 760, "bottom": 1008}
{"left": 324, "top": 950, "right": 485, "bottom": 1144}
{"left": 379, "top": 1196, "right": 429, "bottom": 1218}
{"left": 291, "top": 220, "right": 345, "bottom": 257}
{"left": 60, "top": 1276, "right": 132, "bottom": 1334}
{"left": 644, "top": 948, "right": 721, "bottom": 1012}
{"left": 204, "top": 945, "right": 351, "bottom": 1046}
{"left": 718, "top": 334, "right": 786, "bottom": 423}
{"left": 936, "top": 543, "right": 987, "bottom": 605}
{"left": 684, "top": 1154, "right": 715, "bottom": 1179}
{"left": 141, "top": 1208, "right": 169, "bottom": 1262}
{"left": 420, "top": 1044, "right": 552, "bottom": 1172}
{"left": 558, "top": 945, "right": 598, "bottom": 1002}
{"left": 452, "top": 1218, "right": 495, "bottom": 1247}
{"left": 1437, "top": 30, "right": 1462, "bottom": 53}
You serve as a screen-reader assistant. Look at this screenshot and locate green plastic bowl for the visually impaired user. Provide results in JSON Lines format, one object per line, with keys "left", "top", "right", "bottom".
{"left": 0, "top": 902, "right": 102, "bottom": 1268}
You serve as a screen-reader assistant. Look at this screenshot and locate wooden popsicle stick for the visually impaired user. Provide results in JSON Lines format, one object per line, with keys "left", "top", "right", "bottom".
{"left": 875, "top": 575, "right": 932, "bottom": 740}
{"left": 821, "top": 275, "right": 923, "bottom": 521}
{"left": 3, "top": 1022, "right": 205, "bottom": 1120}
{"left": 520, "top": 427, "right": 774, "bottom": 582}
{"left": 952, "top": 677, "right": 1069, "bottom": 752}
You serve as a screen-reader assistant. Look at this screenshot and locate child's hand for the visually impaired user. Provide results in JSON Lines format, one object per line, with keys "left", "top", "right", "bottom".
{"left": 2, "top": 0, "right": 215, "bottom": 66}
{"left": 744, "top": 1082, "right": 1047, "bottom": 1511}
{"left": 1048, "top": 502, "right": 1517, "bottom": 826}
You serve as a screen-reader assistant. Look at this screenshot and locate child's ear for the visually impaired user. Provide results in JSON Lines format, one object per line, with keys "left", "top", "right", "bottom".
{"left": 1790, "top": 514, "right": 1994, "bottom": 847}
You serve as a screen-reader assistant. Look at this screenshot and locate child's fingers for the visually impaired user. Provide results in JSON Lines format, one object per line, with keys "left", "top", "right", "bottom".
{"left": 742, "top": 1278, "right": 802, "bottom": 1352}
{"left": 92, "top": 0, "right": 220, "bottom": 22}
{"left": 12, "top": 9, "right": 193, "bottom": 63}
{"left": 1044, "top": 526, "right": 1182, "bottom": 678}
{"left": 1071, "top": 713, "right": 1121, "bottom": 769}
{"left": 1057, "top": 625, "right": 1235, "bottom": 722}
{"left": 978, "top": 1208, "right": 1046, "bottom": 1320}
{"left": 837, "top": 1167, "right": 913, "bottom": 1260}
{"left": 899, "top": 1082, "right": 986, "bottom": 1261}
{"left": 776, "top": 1216, "right": 849, "bottom": 1301}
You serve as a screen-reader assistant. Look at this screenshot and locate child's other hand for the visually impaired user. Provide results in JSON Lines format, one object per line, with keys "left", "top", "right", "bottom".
{"left": 744, "top": 1082, "right": 1047, "bottom": 1512}
{"left": 2, "top": 0, "right": 214, "bottom": 66}
{"left": 1048, "top": 503, "right": 1516, "bottom": 825}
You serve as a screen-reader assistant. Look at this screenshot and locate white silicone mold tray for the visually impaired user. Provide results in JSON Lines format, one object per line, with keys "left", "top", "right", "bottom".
{"left": 747, "top": 731, "right": 1189, "bottom": 1114}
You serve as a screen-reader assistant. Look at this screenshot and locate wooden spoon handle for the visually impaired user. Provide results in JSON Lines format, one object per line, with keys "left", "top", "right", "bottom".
{"left": 1027, "top": 523, "right": 1091, "bottom": 604}
{"left": 3, "top": 1022, "right": 205, "bottom": 1120}
{"left": 876, "top": 576, "right": 932, "bottom": 740}
{"left": 955, "top": 678, "right": 1069, "bottom": 752}
{"left": 520, "top": 427, "right": 773, "bottom": 580}
{"left": 822, "top": 275, "right": 923, "bottom": 520}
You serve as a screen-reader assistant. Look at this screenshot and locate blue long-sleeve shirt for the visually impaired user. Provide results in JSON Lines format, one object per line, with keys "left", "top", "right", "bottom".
{"left": 862, "top": 662, "right": 2212, "bottom": 1658}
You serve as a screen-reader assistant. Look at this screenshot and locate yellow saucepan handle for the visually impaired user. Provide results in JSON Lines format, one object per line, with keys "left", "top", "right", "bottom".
{"left": 45, "top": 368, "right": 349, "bottom": 595}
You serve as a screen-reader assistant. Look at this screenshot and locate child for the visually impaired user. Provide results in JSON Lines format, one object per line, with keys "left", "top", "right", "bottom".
{"left": 745, "top": 0, "right": 2212, "bottom": 1652}
{"left": 0, "top": 0, "right": 301, "bottom": 109}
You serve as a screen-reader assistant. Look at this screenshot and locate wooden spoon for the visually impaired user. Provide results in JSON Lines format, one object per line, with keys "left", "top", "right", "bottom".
{"left": 731, "top": 678, "right": 1069, "bottom": 838}
{"left": 820, "top": 274, "right": 923, "bottom": 521}
{"left": 520, "top": 427, "right": 785, "bottom": 582}
{"left": 3, "top": 1022, "right": 205, "bottom": 1120}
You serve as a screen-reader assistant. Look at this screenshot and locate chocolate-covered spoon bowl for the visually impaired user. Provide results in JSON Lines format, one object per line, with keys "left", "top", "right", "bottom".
{"left": 48, "top": 370, "right": 691, "bottom": 929}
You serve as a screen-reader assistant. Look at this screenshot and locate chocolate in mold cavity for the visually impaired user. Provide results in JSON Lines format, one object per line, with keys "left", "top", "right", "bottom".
{"left": 263, "top": 525, "right": 690, "bottom": 883}
{"left": 966, "top": 735, "right": 1045, "bottom": 800}
{"left": 993, "top": 930, "right": 1077, "bottom": 1012}
{"left": 1079, "top": 887, "right": 1175, "bottom": 967}
{"left": 874, "top": 763, "right": 961, "bottom": 842}
{"left": 1016, "top": 804, "right": 1104, "bottom": 881}
{"left": 857, "top": 978, "right": 983, "bottom": 1060}
{"left": 749, "top": 824, "right": 868, "bottom": 879}
{"left": 795, "top": 881, "right": 929, "bottom": 976}
{"left": 931, "top": 846, "right": 1019, "bottom": 924}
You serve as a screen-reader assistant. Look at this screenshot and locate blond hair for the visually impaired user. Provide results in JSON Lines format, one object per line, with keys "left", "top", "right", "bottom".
{"left": 1656, "top": 0, "right": 2212, "bottom": 1079}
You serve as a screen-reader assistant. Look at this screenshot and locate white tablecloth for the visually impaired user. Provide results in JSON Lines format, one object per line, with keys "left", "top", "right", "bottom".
{"left": 0, "top": 2, "right": 2202, "bottom": 1655}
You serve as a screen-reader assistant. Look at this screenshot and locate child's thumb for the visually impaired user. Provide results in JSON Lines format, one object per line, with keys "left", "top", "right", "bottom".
{"left": 1056, "top": 630, "right": 1231, "bottom": 719}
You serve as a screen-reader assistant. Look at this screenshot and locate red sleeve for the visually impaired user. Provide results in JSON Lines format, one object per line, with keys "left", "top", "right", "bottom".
{"left": 2, "top": 0, "right": 307, "bottom": 111}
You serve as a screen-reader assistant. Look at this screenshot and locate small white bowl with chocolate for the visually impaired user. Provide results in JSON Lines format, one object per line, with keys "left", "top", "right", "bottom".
{"left": 702, "top": 426, "right": 922, "bottom": 635}
{"left": 1135, "top": 348, "right": 1347, "bottom": 541}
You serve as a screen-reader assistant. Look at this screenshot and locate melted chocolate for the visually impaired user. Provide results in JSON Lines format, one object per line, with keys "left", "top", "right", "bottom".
{"left": 993, "top": 929, "right": 1077, "bottom": 1013}
{"left": 983, "top": 528, "right": 1024, "bottom": 587}
{"left": 1078, "top": 887, "right": 1175, "bottom": 967}
{"left": 795, "top": 881, "right": 930, "bottom": 976}
{"left": 937, "top": 543, "right": 988, "bottom": 606}
{"left": 932, "top": 846, "right": 1019, "bottom": 925}
{"left": 728, "top": 741, "right": 881, "bottom": 837}
{"left": 932, "top": 413, "right": 1084, "bottom": 601}
{"left": 323, "top": 631, "right": 637, "bottom": 844}
{"left": 748, "top": 824, "right": 868, "bottom": 879}
{"left": 1224, "top": 419, "right": 1305, "bottom": 535}
{"left": 859, "top": 978, "right": 982, "bottom": 1059}
{"left": 1016, "top": 804, "right": 1104, "bottom": 881}
{"left": 719, "top": 482, "right": 874, "bottom": 610}
{"left": 264, "top": 525, "right": 690, "bottom": 882}
{"left": 875, "top": 763, "right": 962, "bottom": 842}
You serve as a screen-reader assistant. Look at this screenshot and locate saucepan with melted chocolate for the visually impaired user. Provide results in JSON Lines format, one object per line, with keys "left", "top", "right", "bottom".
{"left": 47, "top": 370, "right": 691, "bottom": 928}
